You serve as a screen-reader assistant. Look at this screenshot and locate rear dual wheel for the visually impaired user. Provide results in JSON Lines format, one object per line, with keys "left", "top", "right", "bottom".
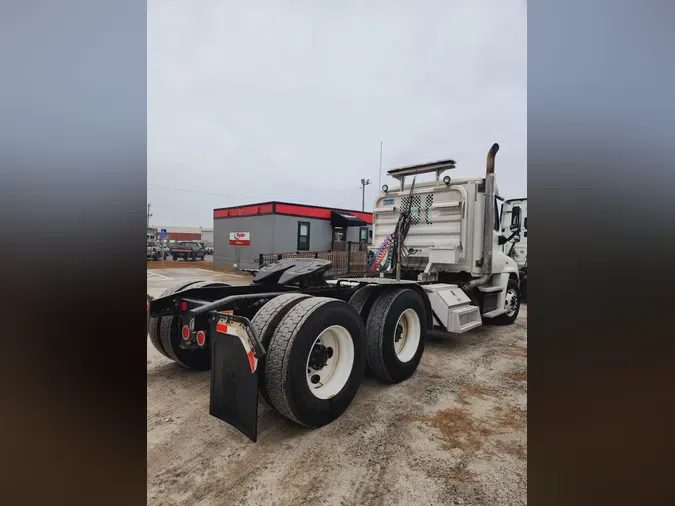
{"left": 148, "top": 280, "right": 230, "bottom": 370}
{"left": 248, "top": 289, "right": 426, "bottom": 429}
{"left": 255, "top": 297, "right": 367, "bottom": 428}
{"left": 364, "top": 288, "right": 427, "bottom": 383}
{"left": 148, "top": 280, "right": 203, "bottom": 360}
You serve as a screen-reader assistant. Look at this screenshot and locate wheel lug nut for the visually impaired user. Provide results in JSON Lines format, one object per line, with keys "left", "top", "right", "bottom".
{"left": 310, "top": 374, "right": 320, "bottom": 384}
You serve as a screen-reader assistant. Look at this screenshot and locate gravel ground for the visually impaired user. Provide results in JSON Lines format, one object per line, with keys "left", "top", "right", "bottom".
{"left": 147, "top": 271, "right": 527, "bottom": 506}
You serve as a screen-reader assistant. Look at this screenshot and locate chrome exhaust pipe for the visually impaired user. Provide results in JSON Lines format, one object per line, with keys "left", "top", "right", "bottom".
{"left": 464, "top": 143, "right": 499, "bottom": 292}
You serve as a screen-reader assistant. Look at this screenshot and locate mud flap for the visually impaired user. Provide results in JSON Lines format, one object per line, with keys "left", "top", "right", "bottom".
{"left": 209, "top": 314, "right": 265, "bottom": 443}
{"left": 146, "top": 294, "right": 154, "bottom": 334}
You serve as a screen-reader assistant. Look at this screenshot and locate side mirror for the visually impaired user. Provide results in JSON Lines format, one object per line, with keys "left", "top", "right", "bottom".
{"left": 498, "top": 235, "right": 508, "bottom": 246}
{"left": 510, "top": 206, "right": 522, "bottom": 232}
{"left": 523, "top": 216, "right": 527, "bottom": 230}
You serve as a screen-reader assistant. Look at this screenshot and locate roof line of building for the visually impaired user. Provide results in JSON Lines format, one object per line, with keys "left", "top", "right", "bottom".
{"left": 213, "top": 200, "right": 372, "bottom": 216}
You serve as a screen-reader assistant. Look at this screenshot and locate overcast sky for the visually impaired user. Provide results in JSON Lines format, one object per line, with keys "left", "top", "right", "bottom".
{"left": 148, "top": 0, "right": 526, "bottom": 227}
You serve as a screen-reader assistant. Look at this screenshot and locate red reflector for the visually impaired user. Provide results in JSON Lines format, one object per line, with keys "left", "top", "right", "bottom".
{"left": 181, "top": 326, "right": 190, "bottom": 340}
{"left": 196, "top": 331, "right": 206, "bottom": 346}
{"left": 180, "top": 301, "right": 187, "bottom": 311}
{"left": 216, "top": 323, "right": 228, "bottom": 334}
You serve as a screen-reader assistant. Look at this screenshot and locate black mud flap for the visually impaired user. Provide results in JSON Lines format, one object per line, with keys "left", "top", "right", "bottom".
{"left": 209, "top": 314, "right": 265, "bottom": 443}
{"left": 146, "top": 294, "right": 154, "bottom": 334}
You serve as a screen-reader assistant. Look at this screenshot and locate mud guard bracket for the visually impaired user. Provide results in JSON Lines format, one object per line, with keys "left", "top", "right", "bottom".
{"left": 209, "top": 314, "right": 264, "bottom": 442}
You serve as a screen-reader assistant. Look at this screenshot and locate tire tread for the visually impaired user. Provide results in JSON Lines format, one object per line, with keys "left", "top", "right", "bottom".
{"left": 365, "top": 289, "right": 405, "bottom": 382}
{"left": 266, "top": 297, "right": 334, "bottom": 424}
{"left": 251, "top": 293, "right": 312, "bottom": 408}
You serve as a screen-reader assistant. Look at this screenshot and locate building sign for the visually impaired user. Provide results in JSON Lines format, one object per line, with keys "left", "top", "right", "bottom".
{"left": 229, "top": 232, "right": 251, "bottom": 246}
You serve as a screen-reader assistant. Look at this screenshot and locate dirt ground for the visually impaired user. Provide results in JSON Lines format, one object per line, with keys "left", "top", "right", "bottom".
{"left": 147, "top": 269, "right": 527, "bottom": 506}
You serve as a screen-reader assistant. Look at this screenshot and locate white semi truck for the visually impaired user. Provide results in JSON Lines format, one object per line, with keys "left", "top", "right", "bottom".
{"left": 500, "top": 197, "right": 527, "bottom": 301}
{"left": 147, "top": 143, "right": 524, "bottom": 441}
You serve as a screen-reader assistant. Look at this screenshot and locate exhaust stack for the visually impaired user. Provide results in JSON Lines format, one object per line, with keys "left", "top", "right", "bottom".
{"left": 463, "top": 143, "right": 499, "bottom": 292}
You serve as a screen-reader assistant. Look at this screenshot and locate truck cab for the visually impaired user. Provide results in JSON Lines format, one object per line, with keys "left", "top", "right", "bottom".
{"left": 370, "top": 144, "right": 522, "bottom": 322}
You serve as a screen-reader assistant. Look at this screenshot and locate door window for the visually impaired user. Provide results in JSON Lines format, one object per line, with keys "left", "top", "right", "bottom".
{"left": 297, "top": 222, "right": 310, "bottom": 251}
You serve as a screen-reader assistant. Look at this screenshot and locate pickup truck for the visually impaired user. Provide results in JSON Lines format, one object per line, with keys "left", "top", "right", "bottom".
{"left": 169, "top": 241, "right": 206, "bottom": 261}
{"left": 147, "top": 241, "right": 168, "bottom": 261}
{"left": 198, "top": 241, "right": 214, "bottom": 255}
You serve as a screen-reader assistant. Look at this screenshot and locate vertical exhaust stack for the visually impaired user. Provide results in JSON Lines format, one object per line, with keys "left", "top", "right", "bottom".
{"left": 463, "top": 143, "right": 499, "bottom": 292}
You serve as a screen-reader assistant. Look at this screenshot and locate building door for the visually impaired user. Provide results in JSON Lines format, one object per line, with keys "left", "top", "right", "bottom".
{"left": 332, "top": 226, "right": 345, "bottom": 250}
{"left": 297, "top": 222, "right": 310, "bottom": 251}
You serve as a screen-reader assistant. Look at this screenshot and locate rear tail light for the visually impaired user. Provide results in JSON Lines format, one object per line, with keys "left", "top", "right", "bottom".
{"left": 181, "top": 326, "right": 190, "bottom": 340}
{"left": 180, "top": 301, "right": 187, "bottom": 311}
{"left": 196, "top": 331, "right": 206, "bottom": 347}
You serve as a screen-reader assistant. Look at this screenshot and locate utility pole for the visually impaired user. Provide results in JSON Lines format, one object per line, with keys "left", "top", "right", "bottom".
{"left": 146, "top": 203, "right": 153, "bottom": 235}
{"left": 360, "top": 178, "right": 371, "bottom": 212}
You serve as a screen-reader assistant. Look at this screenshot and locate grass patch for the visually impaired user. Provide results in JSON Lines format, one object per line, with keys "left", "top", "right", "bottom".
{"left": 464, "top": 385, "right": 497, "bottom": 399}
{"left": 404, "top": 407, "right": 492, "bottom": 452}
{"left": 493, "top": 440, "right": 527, "bottom": 460}
{"left": 503, "top": 369, "right": 527, "bottom": 382}
{"left": 490, "top": 405, "right": 527, "bottom": 431}
{"left": 504, "top": 344, "right": 528, "bottom": 358}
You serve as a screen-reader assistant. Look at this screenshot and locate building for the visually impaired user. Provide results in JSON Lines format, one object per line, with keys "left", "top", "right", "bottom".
{"left": 151, "top": 226, "right": 204, "bottom": 243}
{"left": 200, "top": 228, "right": 214, "bottom": 244}
{"left": 213, "top": 201, "right": 373, "bottom": 270}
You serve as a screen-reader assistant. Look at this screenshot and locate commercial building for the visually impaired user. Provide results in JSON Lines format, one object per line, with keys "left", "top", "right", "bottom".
{"left": 150, "top": 226, "right": 210, "bottom": 243}
{"left": 213, "top": 201, "right": 373, "bottom": 270}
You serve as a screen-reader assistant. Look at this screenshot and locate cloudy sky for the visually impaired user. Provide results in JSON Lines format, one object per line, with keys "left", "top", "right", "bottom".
{"left": 148, "top": 0, "right": 526, "bottom": 227}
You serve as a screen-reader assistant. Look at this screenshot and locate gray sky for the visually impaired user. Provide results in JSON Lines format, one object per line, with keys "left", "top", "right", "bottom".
{"left": 148, "top": 0, "right": 526, "bottom": 227}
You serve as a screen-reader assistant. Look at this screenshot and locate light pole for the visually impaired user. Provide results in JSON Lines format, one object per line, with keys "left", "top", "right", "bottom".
{"left": 146, "top": 203, "right": 153, "bottom": 234}
{"left": 360, "top": 178, "right": 371, "bottom": 212}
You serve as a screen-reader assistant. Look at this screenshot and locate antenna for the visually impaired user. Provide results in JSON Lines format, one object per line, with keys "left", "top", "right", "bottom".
{"left": 378, "top": 141, "right": 383, "bottom": 190}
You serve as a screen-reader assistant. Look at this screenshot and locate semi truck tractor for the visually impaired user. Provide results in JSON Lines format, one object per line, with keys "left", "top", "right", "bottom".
{"left": 146, "top": 142, "right": 523, "bottom": 442}
{"left": 500, "top": 197, "right": 527, "bottom": 301}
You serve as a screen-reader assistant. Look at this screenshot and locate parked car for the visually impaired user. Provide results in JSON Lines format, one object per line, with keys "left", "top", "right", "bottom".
{"left": 201, "top": 242, "right": 214, "bottom": 255}
{"left": 147, "top": 241, "right": 168, "bottom": 261}
{"left": 169, "top": 241, "right": 206, "bottom": 261}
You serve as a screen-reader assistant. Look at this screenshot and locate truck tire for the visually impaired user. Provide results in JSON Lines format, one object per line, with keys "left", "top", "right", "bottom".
{"left": 250, "top": 293, "right": 312, "bottom": 409}
{"left": 148, "top": 280, "right": 204, "bottom": 359}
{"left": 265, "top": 297, "right": 367, "bottom": 427}
{"left": 172, "top": 255, "right": 177, "bottom": 261}
{"left": 348, "top": 286, "right": 381, "bottom": 375}
{"left": 365, "top": 288, "right": 427, "bottom": 383}
{"left": 348, "top": 286, "right": 380, "bottom": 323}
{"left": 159, "top": 281, "right": 229, "bottom": 370}
{"left": 493, "top": 280, "right": 521, "bottom": 325}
